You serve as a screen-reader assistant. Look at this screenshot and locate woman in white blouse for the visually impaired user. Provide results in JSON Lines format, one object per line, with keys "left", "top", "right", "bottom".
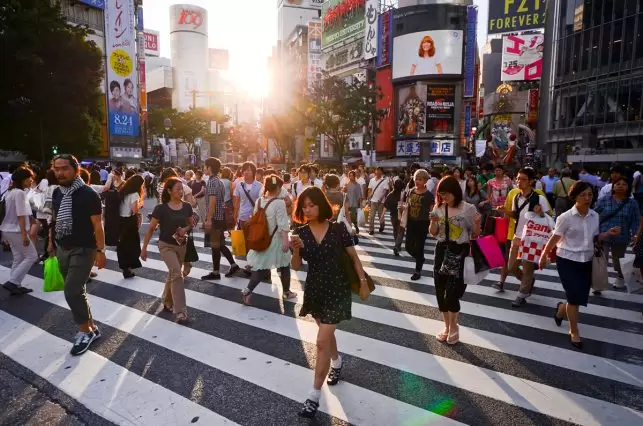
{"left": 539, "top": 181, "right": 620, "bottom": 349}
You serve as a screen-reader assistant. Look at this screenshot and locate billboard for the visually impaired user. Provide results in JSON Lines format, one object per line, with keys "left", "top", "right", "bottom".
{"left": 322, "top": 0, "right": 366, "bottom": 50}
{"left": 308, "top": 20, "right": 322, "bottom": 87}
{"left": 430, "top": 140, "right": 455, "bottom": 157}
{"left": 501, "top": 34, "right": 544, "bottom": 81}
{"left": 392, "top": 30, "right": 463, "bottom": 80}
{"left": 170, "top": 4, "right": 208, "bottom": 36}
{"left": 362, "top": 0, "right": 379, "bottom": 60}
{"left": 144, "top": 30, "right": 160, "bottom": 57}
{"left": 209, "top": 48, "right": 230, "bottom": 70}
{"left": 464, "top": 7, "right": 477, "bottom": 98}
{"left": 376, "top": 11, "right": 393, "bottom": 67}
{"left": 397, "top": 85, "right": 426, "bottom": 136}
{"left": 78, "top": 0, "right": 104, "bottom": 9}
{"left": 426, "top": 85, "right": 456, "bottom": 134}
{"left": 396, "top": 140, "right": 421, "bottom": 157}
{"left": 488, "top": 0, "right": 546, "bottom": 35}
{"left": 282, "top": 0, "right": 324, "bottom": 9}
{"left": 105, "top": 0, "right": 139, "bottom": 137}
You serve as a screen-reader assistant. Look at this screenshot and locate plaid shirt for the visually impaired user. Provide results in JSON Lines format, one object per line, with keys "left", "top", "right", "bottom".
{"left": 206, "top": 176, "right": 225, "bottom": 221}
{"left": 594, "top": 196, "right": 640, "bottom": 244}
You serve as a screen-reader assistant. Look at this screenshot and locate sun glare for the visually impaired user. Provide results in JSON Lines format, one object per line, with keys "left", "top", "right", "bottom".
{"left": 228, "top": 56, "right": 270, "bottom": 99}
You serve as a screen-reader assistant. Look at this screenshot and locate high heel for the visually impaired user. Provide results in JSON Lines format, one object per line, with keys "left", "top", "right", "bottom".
{"left": 554, "top": 302, "right": 564, "bottom": 327}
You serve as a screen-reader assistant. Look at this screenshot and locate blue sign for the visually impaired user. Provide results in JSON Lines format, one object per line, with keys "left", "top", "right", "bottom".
{"left": 137, "top": 6, "right": 144, "bottom": 32}
{"left": 109, "top": 111, "right": 140, "bottom": 137}
{"left": 464, "top": 104, "right": 472, "bottom": 137}
{"left": 78, "top": 0, "right": 105, "bottom": 9}
{"left": 464, "top": 6, "right": 477, "bottom": 98}
{"left": 430, "top": 140, "right": 455, "bottom": 157}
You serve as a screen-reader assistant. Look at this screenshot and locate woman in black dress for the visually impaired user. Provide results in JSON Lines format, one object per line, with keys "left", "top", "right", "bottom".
{"left": 290, "top": 187, "right": 369, "bottom": 419}
{"left": 117, "top": 175, "right": 144, "bottom": 278}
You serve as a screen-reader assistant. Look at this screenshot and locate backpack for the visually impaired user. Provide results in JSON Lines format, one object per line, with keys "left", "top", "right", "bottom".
{"left": 242, "top": 198, "right": 278, "bottom": 252}
{"left": 0, "top": 190, "right": 7, "bottom": 226}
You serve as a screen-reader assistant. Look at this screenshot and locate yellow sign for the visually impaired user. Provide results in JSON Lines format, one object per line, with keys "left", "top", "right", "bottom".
{"left": 109, "top": 49, "right": 133, "bottom": 77}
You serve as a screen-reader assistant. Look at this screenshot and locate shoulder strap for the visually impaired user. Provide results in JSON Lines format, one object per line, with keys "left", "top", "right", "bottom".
{"left": 444, "top": 205, "right": 450, "bottom": 242}
{"left": 241, "top": 183, "right": 255, "bottom": 205}
{"left": 599, "top": 199, "right": 628, "bottom": 224}
{"left": 560, "top": 178, "right": 568, "bottom": 195}
{"left": 372, "top": 178, "right": 385, "bottom": 195}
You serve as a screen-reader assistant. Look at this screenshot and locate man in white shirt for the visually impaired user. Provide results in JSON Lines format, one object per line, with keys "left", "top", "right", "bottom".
{"left": 367, "top": 167, "right": 389, "bottom": 235}
{"left": 310, "top": 165, "right": 323, "bottom": 188}
{"left": 339, "top": 165, "right": 351, "bottom": 189}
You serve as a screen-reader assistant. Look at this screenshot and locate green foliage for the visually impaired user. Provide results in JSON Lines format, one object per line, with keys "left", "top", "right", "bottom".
{"left": 304, "top": 72, "right": 385, "bottom": 160}
{"left": 228, "top": 123, "right": 260, "bottom": 159}
{"left": 148, "top": 107, "right": 227, "bottom": 154}
{"left": 0, "top": 0, "right": 104, "bottom": 160}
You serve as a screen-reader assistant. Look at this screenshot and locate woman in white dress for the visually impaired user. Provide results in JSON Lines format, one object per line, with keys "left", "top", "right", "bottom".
{"left": 410, "top": 35, "right": 443, "bottom": 75}
{"left": 241, "top": 174, "right": 295, "bottom": 304}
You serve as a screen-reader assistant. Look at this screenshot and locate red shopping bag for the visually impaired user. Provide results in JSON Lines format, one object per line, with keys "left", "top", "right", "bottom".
{"left": 494, "top": 216, "right": 509, "bottom": 244}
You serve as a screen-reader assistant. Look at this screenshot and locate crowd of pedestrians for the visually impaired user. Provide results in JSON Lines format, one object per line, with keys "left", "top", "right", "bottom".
{"left": 1, "top": 156, "right": 642, "bottom": 417}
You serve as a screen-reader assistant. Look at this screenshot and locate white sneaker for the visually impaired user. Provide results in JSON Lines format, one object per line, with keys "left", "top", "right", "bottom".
{"left": 613, "top": 277, "right": 626, "bottom": 289}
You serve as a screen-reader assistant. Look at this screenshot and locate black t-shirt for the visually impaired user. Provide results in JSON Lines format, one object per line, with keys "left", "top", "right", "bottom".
{"left": 406, "top": 188, "right": 434, "bottom": 221}
{"left": 52, "top": 185, "right": 103, "bottom": 248}
{"left": 151, "top": 202, "right": 193, "bottom": 245}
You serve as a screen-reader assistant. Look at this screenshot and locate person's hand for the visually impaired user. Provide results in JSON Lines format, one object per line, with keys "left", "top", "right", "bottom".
{"left": 22, "top": 235, "right": 30, "bottom": 246}
{"left": 281, "top": 238, "right": 290, "bottom": 253}
{"left": 204, "top": 219, "right": 212, "bottom": 231}
{"left": 177, "top": 227, "right": 187, "bottom": 237}
{"left": 47, "top": 241, "right": 55, "bottom": 255}
{"left": 430, "top": 213, "right": 440, "bottom": 224}
{"left": 632, "top": 234, "right": 640, "bottom": 246}
{"left": 538, "top": 255, "right": 549, "bottom": 271}
{"left": 290, "top": 235, "right": 303, "bottom": 250}
{"left": 95, "top": 252, "right": 106, "bottom": 269}
{"left": 359, "top": 278, "right": 370, "bottom": 300}
{"left": 607, "top": 226, "right": 621, "bottom": 236}
{"left": 140, "top": 247, "right": 148, "bottom": 261}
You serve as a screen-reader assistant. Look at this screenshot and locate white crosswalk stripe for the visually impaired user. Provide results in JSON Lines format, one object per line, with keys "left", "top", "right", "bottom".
{"left": 1, "top": 226, "right": 642, "bottom": 425}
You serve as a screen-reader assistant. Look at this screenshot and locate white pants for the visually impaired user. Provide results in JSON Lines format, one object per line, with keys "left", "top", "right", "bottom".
{"left": 3, "top": 231, "right": 38, "bottom": 286}
{"left": 196, "top": 197, "right": 207, "bottom": 224}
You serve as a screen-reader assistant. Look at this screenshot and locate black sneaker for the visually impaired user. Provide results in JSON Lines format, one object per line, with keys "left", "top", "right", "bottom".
{"left": 327, "top": 365, "right": 342, "bottom": 385}
{"left": 298, "top": 399, "right": 319, "bottom": 418}
{"left": 224, "top": 264, "right": 240, "bottom": 278}
{"left": 122, "top": 269, "right": 135, "bottom": 279}
{"left": 201, "top": 272, "right": 221, "bottom": 280}
{"left": 411, "top": 272, "right": 421, "bottom": 281}
{"left": 18, "top": 286, "right": 33, "bottom": 294}
{"left": 2, "top": 282, "right": 23, "bottom": 296}
{"left": 379, "top": 224, "right": 385, "bottom": 233}
{"left": 491, "top": 282, "right": 504, "bottom": 292}
{"left": 393, "top": 248, "right": 399, "bottom": 256}
{"left": 70, "top": 331, "right": 96, "bottom": 356}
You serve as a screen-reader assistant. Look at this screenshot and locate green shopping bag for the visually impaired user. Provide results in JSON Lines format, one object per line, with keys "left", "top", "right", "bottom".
{"left": 43, "top": 257, "right": 65, "bottom": 292}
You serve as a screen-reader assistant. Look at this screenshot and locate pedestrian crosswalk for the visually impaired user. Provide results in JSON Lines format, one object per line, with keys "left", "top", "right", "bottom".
{"left": 1, "top": 228, "right": 642, "bottom": 425}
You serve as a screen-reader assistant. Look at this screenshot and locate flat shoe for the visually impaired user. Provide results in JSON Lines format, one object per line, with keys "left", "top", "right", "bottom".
{"left": 446, "top": 328, "right": 459, "bottom": 345}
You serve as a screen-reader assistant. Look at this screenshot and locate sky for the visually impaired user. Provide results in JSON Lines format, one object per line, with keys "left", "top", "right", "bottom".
{"left": 144, "top": 0, "right": 489, "bottom": 97}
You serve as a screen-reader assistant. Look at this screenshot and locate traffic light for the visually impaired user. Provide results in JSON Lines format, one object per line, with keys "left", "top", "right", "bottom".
{"left": 51, "top": 145, "right": 58, "bottom": 155}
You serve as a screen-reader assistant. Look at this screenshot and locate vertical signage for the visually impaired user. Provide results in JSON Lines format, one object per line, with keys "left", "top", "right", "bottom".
{"left": 144, "top": 30, "right": 160, "bottom": 56}
{"left": 308, "top": 20, "right": 322, "bottom": 87}
{"left": 464, "top": 7, "right": 477, "bottom": 98}
{"left": 105, "top": 0, "right": 139, "bottom": 137}
{"left": 363, "top": 0, "right": 379, "bottom": 60}
{"left": 464, "top": 104, "right": 472, "bottom": 137}
{"left": 528, "top": 89, "right": 539, "bottom": 121}
{"left": 376, "top": 11, "right": 392, "bottom": 67}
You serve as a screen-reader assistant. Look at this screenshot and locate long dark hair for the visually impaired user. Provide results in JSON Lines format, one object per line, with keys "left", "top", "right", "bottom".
{"left": 119, "top": 174, "right": 144, "bottom": 200}
{"left": 161, "top": 177, "right": 182, "bottom": 204}
{"left": 465, "top": 176, "right": 479, "bottom": 197}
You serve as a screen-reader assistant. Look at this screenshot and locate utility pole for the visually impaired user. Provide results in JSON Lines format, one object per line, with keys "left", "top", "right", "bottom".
{"left": 192, "top": 90, "right": 197, "bottom": 109}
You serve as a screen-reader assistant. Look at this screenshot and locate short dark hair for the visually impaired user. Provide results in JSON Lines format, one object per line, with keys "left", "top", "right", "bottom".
{"left": 221, "top": 167, "right": 232, "bottom": 179}
{"left": 494, "top": 164, "right": 504, "bottom": 171}
{"left": 483, "top": 163, "right": 494, "bottom": 171}
{"left": 518, "top": 167, "right": 536, "bottom": 181}
{"left": 109, "top": 80, "right": 121, "bottom": 93}
{"left": 324, "top": 174, "right": 340, "bottom": 189}
{"left": 205, "top": 157, "right": 221, "bottom": 175}
{"left": 610, "top": 165, "right": 626, "bottom": 175}
{"left": 298, "top": 164, "right": 311, "bottom": 174}
{"left": 241, "top": 161, "right": 256, "bottom": 176}
{"left": 10, "top": 167, "right": 34, "bottom": 189}
{"left": 123, "top": 78, "right": 133, "bottom": 89}
{"left": 293, "top": 187, "right": 333, "bottom": 224}
{"left": 568, "top": 180, "right": 592, "bottom": 201}
{"left": 436, "top": 176, "right": 463, "bottom": 206}
{"left": 160, "top": 167, "right": 178, "bottom": 183}
{"left": 53, "top": 154, "right": 79, "bottom": 172}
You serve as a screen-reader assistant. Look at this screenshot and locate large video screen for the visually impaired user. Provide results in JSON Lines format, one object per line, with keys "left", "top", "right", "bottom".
{"left": 392, "top": 30, "right": 463, "bottom": 80}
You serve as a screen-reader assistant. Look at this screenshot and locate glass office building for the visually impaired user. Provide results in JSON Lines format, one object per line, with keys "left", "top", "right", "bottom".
{"left": 548, "top": 0, "right": 643, "bottom": 164}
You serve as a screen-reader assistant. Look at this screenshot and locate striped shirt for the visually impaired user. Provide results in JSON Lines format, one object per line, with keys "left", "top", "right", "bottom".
{"left": 206, "top": 176, "right": 225, "bottom": 221}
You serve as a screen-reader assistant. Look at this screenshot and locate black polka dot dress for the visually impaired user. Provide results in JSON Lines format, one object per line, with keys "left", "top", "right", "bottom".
{"left": 295, "top": 222, "right": 353, "bottom": 325}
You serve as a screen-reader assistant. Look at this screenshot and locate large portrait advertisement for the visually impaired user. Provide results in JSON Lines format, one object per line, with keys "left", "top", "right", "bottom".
{"left": 105, "top": 0, "right": 139, "bottom": 137}
{"left": 392, "top": 30, "right": 463, "bottom": 80}
{"left": 397, "top": 84, "right": 427, "bottom": 137}
{"left": 426, "top": 85, "right": 456, "bottom": 134}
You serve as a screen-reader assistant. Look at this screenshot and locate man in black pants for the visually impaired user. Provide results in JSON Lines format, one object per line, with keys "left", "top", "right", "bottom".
{"left": 202, "top": 157, "right": 240, "bottom": 280}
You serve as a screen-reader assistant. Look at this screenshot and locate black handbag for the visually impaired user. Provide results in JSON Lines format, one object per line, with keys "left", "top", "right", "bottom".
{"left": 184, "top": 236, "right": 199, "bottom": 262}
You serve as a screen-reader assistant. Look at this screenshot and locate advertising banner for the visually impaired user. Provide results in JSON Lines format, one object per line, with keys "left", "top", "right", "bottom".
{"left": 362, "top": 0, "right": 379, "bottom": 60}
{"left": 430, "top": 140, "right": 455, "bottom": 157}
{"left": 79, "top": 0, "right": 105, "bottom": 9}
{"left": 375, "top": 67, "right": 393, "bottom": 152}
{"left": 501, "top": 34, "right": 544, "bottom": 81}
{"left": 392, "top": 30, "right": 463, "bottom": 80}
{"left": 105, "top": 0, "right": 139, "bottom": 137}
{"left": 528, "top": 88, "right": 539, "bottom": 122}
{"left": 488, "top": 0, "right": 546, "bottom": 35}
{"left": 376, "top": 11, "right": 392, "bottom": 67}
{"left": 464, "top": 7, "right": 477, "bottom": 98}
{"left": 464, "top": 104, "right": 472, "bottom": 138}
{"left": 396, "top": 140, "right": 421, "bottom": 157}
{"left": 144, "top": 30, "right": 160, "bottom": 57}
{"left": 426, "top": 85, "right": 456, "bottom": 134}
{"left": 397, "top": 85, "right": 426, "bottom": 136}
{"left": 308, "top": 20, "right": 322, "bottom": 87}
{"left": 322, "top": 0, "right": 366, "bottom": 50}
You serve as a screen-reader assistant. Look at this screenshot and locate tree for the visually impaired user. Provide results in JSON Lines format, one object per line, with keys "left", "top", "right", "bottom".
{"left": 228, "top": 123, "right": 260, "bottom": 159}
{"left": 0, "top": 0, "right": 104, "bottom": 161}
{"left": 304, "top": 72, "right": 385, "bottom": 161}
{"left": 260, "top": 108, "right": 304, "bottom": 161}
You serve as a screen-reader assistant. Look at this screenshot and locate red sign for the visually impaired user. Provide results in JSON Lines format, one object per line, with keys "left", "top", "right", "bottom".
{"left": 379, "top": 11, "right": 391, "bottom": 67}
{"left": 528, "top": 89, "right": 539, "bottom": 122}
{"left": 375, "top": 67, "right": 394, "bottom": 153}
{"left": 178, "top": 9, "right": 204, "bottom": 30}
{"left": 144, "top": 32, "right": 158, "bottom": 52}
{"left": 479, "top": 97, "right": 484, "bottom": 119}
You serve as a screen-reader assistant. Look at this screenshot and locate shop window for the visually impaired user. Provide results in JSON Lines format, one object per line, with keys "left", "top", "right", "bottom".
{"left": 565, "top": 36, "right": 573, "bottom": 74}
{"left": 604, "top": 0, "right": 613, "bottom": 23}
{"left": 612, "top": 20, "right": 623, "bottom": 64}
{"left": 637, "top": 14, "right": 643, "bottom": 59}
{"left": 614, "top": 0, "right": 624, "bottom": 20}
{"left": 592, "top": 27, "right": 601, "bottom": 68}
{"left": 573, "top": 33, "right": 582, "bottom": 72}
{"left": 629, "top": 82, "right": 643, "bottom": 121}
{"left": 582, "top": 29, "right": 591, "bottom": 70}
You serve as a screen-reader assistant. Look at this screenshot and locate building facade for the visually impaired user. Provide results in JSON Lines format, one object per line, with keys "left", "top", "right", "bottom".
{"left": 547, "top": 0, "right": 643, "bottom": 165}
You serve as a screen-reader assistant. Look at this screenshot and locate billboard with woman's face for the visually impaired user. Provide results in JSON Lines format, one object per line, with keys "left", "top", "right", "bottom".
{"left": 392, "top": 30, "right": 463, "bottom": 80}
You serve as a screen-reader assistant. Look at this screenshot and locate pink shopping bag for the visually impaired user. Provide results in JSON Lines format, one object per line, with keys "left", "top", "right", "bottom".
{"left": 494, "top": 216, "right": 509, "bottom": 244}
{"left": 475, "top": 235, "right": 505, "bottom": 269}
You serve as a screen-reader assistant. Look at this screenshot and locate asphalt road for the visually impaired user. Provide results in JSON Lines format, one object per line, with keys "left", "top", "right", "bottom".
{"left": 0, "top": 197, "right": 642, "bottom": 425}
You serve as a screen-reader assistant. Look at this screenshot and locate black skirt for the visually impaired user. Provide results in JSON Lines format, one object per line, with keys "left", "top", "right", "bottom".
{"left": 116, "top": 215, "right": 142, "bottom": 270}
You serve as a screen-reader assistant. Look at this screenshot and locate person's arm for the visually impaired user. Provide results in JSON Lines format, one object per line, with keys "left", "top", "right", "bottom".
{"left": 90, "top": 214, "right": 106, "bottom": 268}
{"left": 18, "top": 216, "right": 30, "bottom": 246}
{"left": 101, "top": 173, "right": 113, "bottom": 192}
{"left": 141, "top": 217, "right": 158, "bottom": 261}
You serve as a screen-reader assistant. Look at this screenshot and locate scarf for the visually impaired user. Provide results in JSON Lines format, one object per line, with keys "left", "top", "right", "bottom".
{"left": 54, "top": 176, "right": 85, "bottom": 237}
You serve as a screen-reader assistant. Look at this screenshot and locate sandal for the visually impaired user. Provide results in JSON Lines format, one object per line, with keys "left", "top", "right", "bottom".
{"left": 241, "top": 288, "right": 251, "bottom": 306}
{"left": 436, "top": 330, "right": 449, "bottom": 342}
{"left": 175, "top": 312, "right": 189, "bottom": 324}
{"left": 446, "top": 327, "right": 459, "bottom": 345}
{"left": 162, "top": 304, "right": 173, "bottom": 313}
{"left": 282, "top": 291, "right": 297, "bottom": 300}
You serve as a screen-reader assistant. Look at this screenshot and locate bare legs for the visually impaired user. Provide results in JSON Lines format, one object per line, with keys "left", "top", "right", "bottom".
{"left": 313, "top": 320, "right": 338, "bottom": 390}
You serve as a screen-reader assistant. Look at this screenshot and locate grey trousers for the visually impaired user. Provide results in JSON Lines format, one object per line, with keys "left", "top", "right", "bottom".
{"left": 57, "top": 246, "right": 96, "bottom": 325}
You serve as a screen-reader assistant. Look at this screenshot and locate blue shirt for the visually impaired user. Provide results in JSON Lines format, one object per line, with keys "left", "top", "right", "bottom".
{"left": 99, "top": 169, "right": 109, "bottom": 182}
{"left": 540, "top": 175, "right": 559, "bottom": 193}
{"left": 594, "top": 196, "right": 641, "bottom": 244}
{"left": 234, "top": 180, "right": 262, "bottom": 221}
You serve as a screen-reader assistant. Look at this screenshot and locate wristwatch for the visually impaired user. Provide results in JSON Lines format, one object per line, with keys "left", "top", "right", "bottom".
{"left": 96, "top": 248, "right": 105, "bottom": 253}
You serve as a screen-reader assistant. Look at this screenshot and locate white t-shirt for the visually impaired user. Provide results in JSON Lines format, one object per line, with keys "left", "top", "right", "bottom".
{"left": 292, "top": 180, "right": 312, "bottom": 198}
{"left": 119, "top": 192, "right": 140, "bottom": 217}
{"left": 368, "top": 177, "right": 389, "bottom": 203}
{"left": 0, "top": 189, "right": 31, "bottom": 233}
{"left": 313, "top": 178, "right": 323, "bottom": 188}
{"left": 339, "top": 174, "right": 349, "bottom": 188}
{"left": 512, "top": 192, "right": 551, "bottom": 240}
{"left": 414, "top": 55, "right": 441, "bottom": 75}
